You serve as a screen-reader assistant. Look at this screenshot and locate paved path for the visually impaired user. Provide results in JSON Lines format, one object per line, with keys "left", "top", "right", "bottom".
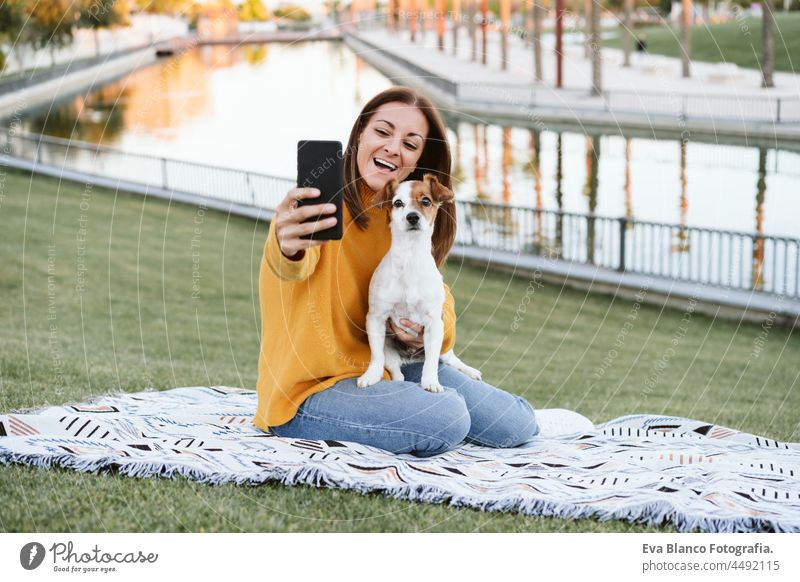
{"left": 348, "top": 25, "right": 800, "bottom": 140}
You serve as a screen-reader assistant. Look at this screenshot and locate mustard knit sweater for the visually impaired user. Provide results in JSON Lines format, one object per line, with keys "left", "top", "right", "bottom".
{"left": 254, "top": 179, "right": 457, "bottom": 430}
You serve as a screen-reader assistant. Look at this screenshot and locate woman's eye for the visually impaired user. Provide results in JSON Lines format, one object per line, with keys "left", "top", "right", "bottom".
{"left": 376, "top": 129, "right": 389, "bottom": 136}
{"left": 393, "top": 199, "right": 404, "bottom": 208}
{"left": 421, "top": 198, "right": 431, "bottom": 207}
{"left": 404, "top": 142, "right": 418, "bottom": 150}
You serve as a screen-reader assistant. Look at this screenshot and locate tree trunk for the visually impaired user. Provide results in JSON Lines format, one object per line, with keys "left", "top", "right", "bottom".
{"left": 436, "top": 0, "right": 445, "bottom": 51}
{"left": 469, "top": 0, "right": 477, "bottom": 61}
{"left": 452, "top": 0, "right": 460, "bottom": 56}
{"left": 762, "top": 0, "right": 775, "bottom": 88}
{"left": 590, "top": 0, "right": 602, "bottom": 95}
{"left": 481, "top": 0, "right": 487, "bottom": 66}
{"left": 623, "top": 0, "right": 633, "bottom": 67}
{"left": 584, "top": 0, "right": 591, "bottom": 59}
{"left": 500, "top": 0, "right": 509, "bottom": 70}
{"left": 410, "top": 0, "right": 417, "bottom": 42}
{"left": 533, "top": 2, "right": 543, "bottom": 81}
{"left": 681, "top": 0, "right": 692, "bottom": 78}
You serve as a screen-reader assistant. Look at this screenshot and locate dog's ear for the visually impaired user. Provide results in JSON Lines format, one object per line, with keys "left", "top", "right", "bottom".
{"left": 423, "top": 173, "right": 454, "bottom": 205}
{"left": 376, "top": 178, "right": 398, "bottom": 209}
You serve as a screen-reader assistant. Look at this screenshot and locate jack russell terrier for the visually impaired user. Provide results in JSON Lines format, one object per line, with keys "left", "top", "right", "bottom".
{"left": 357, "top": 174, "right": 483, "bottom": 393}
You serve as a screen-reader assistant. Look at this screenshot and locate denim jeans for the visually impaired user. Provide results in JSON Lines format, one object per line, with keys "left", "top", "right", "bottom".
{"left": 269, "top": 361, "right": 540, "bottom": 457}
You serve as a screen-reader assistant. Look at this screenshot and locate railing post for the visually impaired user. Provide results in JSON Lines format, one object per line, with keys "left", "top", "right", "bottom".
{"left": 618, "top": 216, "right": 628, "bottom": 272}
{"left": 161, "top": 158, "right": 168, "bottom": 190}
{"left": 776, "top": 98, "right": 782, "bottom": 124}
{"left": 246, "top": 172, "right": 255, "bottom": 206}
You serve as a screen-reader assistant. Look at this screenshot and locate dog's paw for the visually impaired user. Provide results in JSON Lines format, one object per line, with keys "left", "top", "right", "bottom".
{"left": 462, "top": 366, "right": 482, "bottom": 381}
{"left": 389, "top": 370, "right": 404, "bottom": 382}
{"left": 357, "top": 367, "right": 383, "bottom": 388}
{"left": 421, "top": 376, "right": 444, "bottom": 393}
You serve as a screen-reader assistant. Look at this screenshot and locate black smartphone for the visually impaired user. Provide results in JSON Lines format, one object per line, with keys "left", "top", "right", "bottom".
{"left": 296, "top": 140, "right": 344, "bottom": 241}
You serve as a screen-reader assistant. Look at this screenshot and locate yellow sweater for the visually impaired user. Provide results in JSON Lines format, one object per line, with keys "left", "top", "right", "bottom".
{"left": 255, "top": 179, "right": 457, "bottom": 430}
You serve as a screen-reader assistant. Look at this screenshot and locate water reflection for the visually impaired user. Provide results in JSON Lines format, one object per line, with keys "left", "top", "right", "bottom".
{"left": 754, "top": 148, "right": 768, "bottom": 290}
{"left": 673, "top": 141, "right": 690, "bottom": 254}
{"left": 18, "top": 42, "right": 799, "bottom": 244}
{"left": 624, "top": 138, "right": 633, "bottom": 221}
{"left": 584, "top": 135, "right": 599, "bottom": 264}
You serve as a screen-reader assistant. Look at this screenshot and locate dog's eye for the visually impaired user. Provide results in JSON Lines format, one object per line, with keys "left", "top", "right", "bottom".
{"left": 393, "top": 199, "right": 404, "bottom": 208}
{"left": 421, "top": 197, "right": 432, "bottom": 207}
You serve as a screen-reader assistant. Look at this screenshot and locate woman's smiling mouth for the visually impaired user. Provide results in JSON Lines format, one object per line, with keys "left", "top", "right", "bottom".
{"left": 373, "top": 157, "right": 398, "bottom": 173}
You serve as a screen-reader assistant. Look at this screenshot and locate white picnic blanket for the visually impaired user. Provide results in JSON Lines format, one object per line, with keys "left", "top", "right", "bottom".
{"left": 1, "top": 386, "right": 798, "bottom": 532}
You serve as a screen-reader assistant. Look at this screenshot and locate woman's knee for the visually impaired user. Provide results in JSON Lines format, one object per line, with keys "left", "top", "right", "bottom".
{"left": 409, "top": 390, "right": 471, "bottom": 457}
{"left": 503, "top": 396, "right": 540, "bottom": 446}
{"left": 468, "top": 395, "right": 540, "bottom": 449}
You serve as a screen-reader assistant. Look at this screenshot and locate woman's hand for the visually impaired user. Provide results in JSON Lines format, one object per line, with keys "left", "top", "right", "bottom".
{"left": 274, "top": 187, "right": 338, "bottom": 258}
{"left": 388, "top": 318, "right": 425, "bottom": 351}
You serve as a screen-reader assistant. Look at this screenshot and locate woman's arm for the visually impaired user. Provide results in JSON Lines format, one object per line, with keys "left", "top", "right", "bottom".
{"left": 388, "top": 281, "right": 457, "bottom": 352}
{"left": 264, "top": 217, "right": 321, "bottom": 282}
{"left": 441, "top": 282, "right": 456, "bottom": 353}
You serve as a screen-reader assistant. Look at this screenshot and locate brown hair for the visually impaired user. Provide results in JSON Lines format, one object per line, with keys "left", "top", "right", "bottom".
{"left": 342, "top": 86, "right": 456, "bottom": 268}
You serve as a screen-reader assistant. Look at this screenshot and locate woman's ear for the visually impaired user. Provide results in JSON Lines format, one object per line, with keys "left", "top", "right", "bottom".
{"left": 423, "top": 173, "right": 454, "bottom": 204}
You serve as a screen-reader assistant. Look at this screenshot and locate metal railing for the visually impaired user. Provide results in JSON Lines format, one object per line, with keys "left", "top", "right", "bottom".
{"left": 2, "top": 129, "right": 797, "bottom": 298}
{"left": 457, "top": 201, "right": 799, "bottom": 297}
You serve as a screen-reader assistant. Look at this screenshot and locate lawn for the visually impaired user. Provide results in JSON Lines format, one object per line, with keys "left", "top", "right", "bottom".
{"left": 0, "top": 168, "right": 797, "bottom": 532}
{"left": 605, "top": 13, "right": 800, "bottom": 73}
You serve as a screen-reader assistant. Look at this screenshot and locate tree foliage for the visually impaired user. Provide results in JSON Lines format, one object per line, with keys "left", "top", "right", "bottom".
{"left": 240, "top": 0, "right": 270, "bottom": 22}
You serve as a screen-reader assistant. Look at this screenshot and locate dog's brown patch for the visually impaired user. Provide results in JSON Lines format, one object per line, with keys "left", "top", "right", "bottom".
{"left": 410, "top": 174, "right": 454, "bottom": 226}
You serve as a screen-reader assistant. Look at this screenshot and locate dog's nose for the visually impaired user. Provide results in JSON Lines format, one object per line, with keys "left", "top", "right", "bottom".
{"left": 406, "top": 212, "right": 420, "bottom": 226}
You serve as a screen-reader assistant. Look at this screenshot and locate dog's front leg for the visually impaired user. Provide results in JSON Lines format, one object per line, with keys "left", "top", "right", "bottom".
{"left": 420, "top": 318, "right": 444, "bottom": 393}
{"left": 357, "top": 311, "right": 387, "bottom": 388}
{"left": 440, "top": 350, "right": 482, "bottom": 381}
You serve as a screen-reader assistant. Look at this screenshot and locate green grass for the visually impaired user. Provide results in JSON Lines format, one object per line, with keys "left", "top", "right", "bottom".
{"left": 605, "top": 13, "right": 800, "bottom": 73}
{"left": 1, "top": 169, "right": 798, "bottom": 532}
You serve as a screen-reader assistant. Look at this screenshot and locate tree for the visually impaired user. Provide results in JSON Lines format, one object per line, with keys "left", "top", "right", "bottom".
{"left": 27, "top": 0, "right": 79, "bottom": 67}
{"left": 622, "top": 0, "right": 633, "bottom": 67}
{"left": 532, "top": 1, "right": 543, "bottom": 81}
{"left": 0, "top": 0, "right": 27, "bottom": 73}
{"left": 500, "top": 0, "right": 509, "bottom": 68}
{"left": 76, "top": 0, "right": 130, "bottom": 57}
{"left": 134, "top": 0, "right": 193, "bottom": 14}
{"left": 681, "top": 0, "right": 691, "bottom": 78}
{"left": 240, "top": 0, "right": 270, "bottom": 21}
{"left": 762, "top": 0, "right": 775, "bottom": 88}
{"left": 273, "top": 5, "right": 311, "bottom": 21}
{"left": 589, "top": 0, "right": 602, "bottom": 95}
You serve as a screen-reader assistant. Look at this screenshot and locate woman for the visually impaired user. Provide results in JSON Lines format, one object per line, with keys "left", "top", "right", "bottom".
{"left": 255, "top": 86, "right": 539, "bottom": 457}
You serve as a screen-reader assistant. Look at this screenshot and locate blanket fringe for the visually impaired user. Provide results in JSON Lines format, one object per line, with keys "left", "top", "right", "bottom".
{"left": 1, "top": 451, "right": 796, "bottom": 533}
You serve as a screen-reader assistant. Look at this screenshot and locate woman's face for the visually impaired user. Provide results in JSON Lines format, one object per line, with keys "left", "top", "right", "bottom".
{"left": 356, "top": 101, "right": 429, "bottom": 193}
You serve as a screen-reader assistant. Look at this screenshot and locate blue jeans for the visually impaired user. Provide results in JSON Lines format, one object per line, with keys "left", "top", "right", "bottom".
{"left": 269, "top": 361, "right": 540, "bottom": 458}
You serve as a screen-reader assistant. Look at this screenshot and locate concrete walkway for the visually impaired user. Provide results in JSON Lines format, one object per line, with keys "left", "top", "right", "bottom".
{"left": 347, "top": 26, "right": 800, "bottom": 142}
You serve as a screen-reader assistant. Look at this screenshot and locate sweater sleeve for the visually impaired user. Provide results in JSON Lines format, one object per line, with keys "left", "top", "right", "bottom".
{"left": 264, "top": 218, "right": 321, "bottom": 282}
{"left": 441, "top": 282, "right": 456, "bottom": 353}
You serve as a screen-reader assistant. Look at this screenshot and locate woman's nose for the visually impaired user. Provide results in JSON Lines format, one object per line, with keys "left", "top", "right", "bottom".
{"left": 383, "top": 138, "right": 401, "bottom": 157}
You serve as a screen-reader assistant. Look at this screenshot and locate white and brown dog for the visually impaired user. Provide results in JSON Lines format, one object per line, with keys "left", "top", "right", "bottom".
{"left": 357, "top": 174, "right": 482, "bottom": 393}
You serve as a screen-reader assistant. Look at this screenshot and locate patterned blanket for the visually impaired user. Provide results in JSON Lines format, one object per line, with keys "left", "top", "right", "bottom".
{"left": 1, "top": 386, "right": 798, "bottom": 533}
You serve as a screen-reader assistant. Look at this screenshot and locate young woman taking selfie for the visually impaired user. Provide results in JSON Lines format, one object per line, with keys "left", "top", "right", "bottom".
{"left": 255, "top": 86, "right": 540, "bottom": 457}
